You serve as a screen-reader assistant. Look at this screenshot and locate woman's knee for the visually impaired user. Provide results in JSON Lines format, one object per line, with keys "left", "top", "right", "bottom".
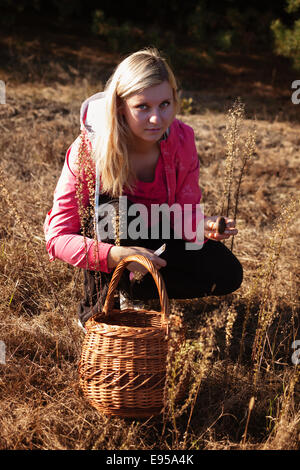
{"left": 222, "top": 256, "right": 243, "bottom": 294}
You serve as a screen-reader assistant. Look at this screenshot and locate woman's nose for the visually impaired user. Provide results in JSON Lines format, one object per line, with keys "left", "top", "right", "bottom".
{"left": 149, "top": 109, "right": 161, "bottom": 124}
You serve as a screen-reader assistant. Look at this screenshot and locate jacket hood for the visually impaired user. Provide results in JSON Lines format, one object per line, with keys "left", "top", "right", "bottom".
{"left": 80, "top": 91, "right": 106, "bottom": 147}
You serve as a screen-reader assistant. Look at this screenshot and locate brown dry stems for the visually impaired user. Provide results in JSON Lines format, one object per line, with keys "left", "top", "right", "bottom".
{"left": 0, "top": 166, "right": 80, "bottom": 347}
{"left": 162, "top": 307, "right": 227, "bottom": 449}
{"left": 251, "top": 196, "right": 300, "bottom": 385}
{"left": 221, "top": 98, "right": 256, "bottom": 252}
{"left": 75, "top": 130, "right": 105, "bottom": 312}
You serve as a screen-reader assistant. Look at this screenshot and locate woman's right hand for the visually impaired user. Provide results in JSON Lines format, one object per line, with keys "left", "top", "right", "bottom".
{"left": 107, "top": 245, "right": 167, "bottom": 274}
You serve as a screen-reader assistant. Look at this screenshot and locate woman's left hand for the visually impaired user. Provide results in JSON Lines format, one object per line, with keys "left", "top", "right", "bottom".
{"left": 204, "top": 216, "right": 238, "bottom": 241}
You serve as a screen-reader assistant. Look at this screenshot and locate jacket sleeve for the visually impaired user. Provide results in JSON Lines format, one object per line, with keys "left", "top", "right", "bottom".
{"left": 43, "top": 136, "right": 114, "bottom": 273}
{"left": 173, "top": 124, "right": 206, "bottom": 245}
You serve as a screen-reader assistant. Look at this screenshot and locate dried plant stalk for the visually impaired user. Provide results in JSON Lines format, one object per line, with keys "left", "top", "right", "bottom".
{"left": 75, "top": 130, "right": 103, "bottom": 311}
{"left": 251, "top": 196, "right": 300, "bottom": 385}
{"left": 230, "top": 127, "right": 256, "bottom": 251}
{"left": 221, "top": 98, "right": 256, "bottom": 252}
{"left": 221, "top": 98, "right": 245, "bottom": 217}
{"left": 162, "top": 307, "right": 227, "bottom": 449}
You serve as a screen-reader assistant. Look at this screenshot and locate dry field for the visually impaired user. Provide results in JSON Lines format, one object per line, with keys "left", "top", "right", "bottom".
{"left": 0, "top": 30, "right": 299, "bottom": 450}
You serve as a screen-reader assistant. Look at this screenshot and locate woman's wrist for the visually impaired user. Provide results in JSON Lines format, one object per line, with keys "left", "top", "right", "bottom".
{"left": 107, "top": 246, "right": 122, "bottom": 269}
{"left": 107, "top": 245, "right": 130, "bottom": 269}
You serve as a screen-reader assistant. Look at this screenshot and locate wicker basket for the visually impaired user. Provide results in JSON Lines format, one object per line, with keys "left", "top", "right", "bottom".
{"left": 78, "top": 254, "right": 185, "bottom": 418}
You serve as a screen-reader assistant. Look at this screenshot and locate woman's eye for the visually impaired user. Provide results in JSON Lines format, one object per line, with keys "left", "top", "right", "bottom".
{"left": 136, "top": 104, "right": 148, "bottom": 110}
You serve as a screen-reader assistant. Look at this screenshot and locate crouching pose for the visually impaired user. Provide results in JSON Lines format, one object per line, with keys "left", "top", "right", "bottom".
{"left": 44, "top": 48, "right": 243, "bottom": 326}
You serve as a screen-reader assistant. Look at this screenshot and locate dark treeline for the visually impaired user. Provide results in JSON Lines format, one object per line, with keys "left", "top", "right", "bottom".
{"left": 1, "top": 0, "right": 292, "bottom": 34}
{"left": 1, "top": 0, "right": 299, "bottom": 64}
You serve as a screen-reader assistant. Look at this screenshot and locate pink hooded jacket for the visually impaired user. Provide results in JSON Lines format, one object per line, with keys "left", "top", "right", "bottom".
{"left": 44, "top": 92, "right": 204, "bottom": 273}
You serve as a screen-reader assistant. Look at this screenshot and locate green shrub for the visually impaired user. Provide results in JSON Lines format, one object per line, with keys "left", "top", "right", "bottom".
{"left": 271, "top": 0, "right": 300, "bottom": 70}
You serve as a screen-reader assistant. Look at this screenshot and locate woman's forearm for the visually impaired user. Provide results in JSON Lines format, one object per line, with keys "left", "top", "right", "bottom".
{"left": 46, "top": 233, "right": 114, "bottom": 273}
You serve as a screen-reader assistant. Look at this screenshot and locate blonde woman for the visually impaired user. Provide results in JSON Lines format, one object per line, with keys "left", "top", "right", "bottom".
{"left": 44, "top": 48, "right": 242, "bottom": 327}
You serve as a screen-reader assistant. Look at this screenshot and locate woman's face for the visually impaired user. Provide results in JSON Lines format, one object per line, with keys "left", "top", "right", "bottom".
{"left": 121, "top": 81, "right": 176, "bottom": 147}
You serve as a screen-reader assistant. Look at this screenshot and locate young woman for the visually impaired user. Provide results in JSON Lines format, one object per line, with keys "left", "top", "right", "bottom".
{"left": 44, "top": 48, "right": 243, "bottom": 326}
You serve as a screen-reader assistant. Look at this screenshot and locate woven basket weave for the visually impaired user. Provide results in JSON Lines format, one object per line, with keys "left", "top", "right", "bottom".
{"left": 78, "top": 254, "right": 185, "bottom": 418}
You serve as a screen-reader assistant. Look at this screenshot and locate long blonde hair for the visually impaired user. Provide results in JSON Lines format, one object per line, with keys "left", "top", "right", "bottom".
{"left": 93, "top": 48, "right": 178, "bottom": 197}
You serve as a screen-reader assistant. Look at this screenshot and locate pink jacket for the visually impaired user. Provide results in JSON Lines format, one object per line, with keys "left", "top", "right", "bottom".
{"left": 44, "top": 93, "right": 204, "bottom": 273}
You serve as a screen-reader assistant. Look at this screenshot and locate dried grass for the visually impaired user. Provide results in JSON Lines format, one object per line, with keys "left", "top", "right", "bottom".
{"left": 0, "top": 33, "right": 299, "bottom": 450}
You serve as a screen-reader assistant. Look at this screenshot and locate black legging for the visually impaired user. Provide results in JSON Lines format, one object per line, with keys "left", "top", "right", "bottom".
{"left": 78, "top": 196, "right": 243, "bottom": 323}
{"left": 126, "top": 236, "right": 243, "bottom": 301}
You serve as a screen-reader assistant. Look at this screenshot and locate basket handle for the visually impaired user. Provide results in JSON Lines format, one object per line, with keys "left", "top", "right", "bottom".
{"left": 103, "top": 255, "right": 169, "bottom": 321}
